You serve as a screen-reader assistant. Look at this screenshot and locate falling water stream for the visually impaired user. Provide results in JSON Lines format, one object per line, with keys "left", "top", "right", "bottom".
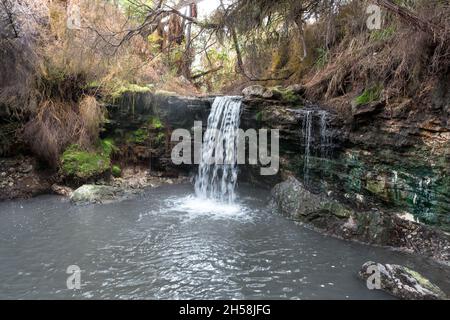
{"left": 195, "top": 96, "right": 242, "bottom": 203}
{"left": 301, "top": 110, "right": 313, "bottom": 184}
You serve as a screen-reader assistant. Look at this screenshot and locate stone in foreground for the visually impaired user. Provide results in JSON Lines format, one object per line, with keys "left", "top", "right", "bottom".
{"left": 359, "top": 261, "right": 447, "bottom": 300}
{"left": 70, "top": 185, "right": 124, "bottom": 204}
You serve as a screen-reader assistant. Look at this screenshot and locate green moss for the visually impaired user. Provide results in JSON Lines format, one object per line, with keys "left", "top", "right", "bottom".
{"left": 155, "top": 132, "right": 166, "bottom": 145}
{"left": 154, "top": 89, "right": 177, "bottom": 96}
{"left": 61, "top": 144, "right": 111, "bottom": 179}
{"left": 148, "top": 116, "right": 164, "bottom": 129}
{"left": 111, "top": 83, "right": 151, "bottom": 99}
{"left": 112, "top": 165, "right": 122, "bottom": 177}
{"left": 354, "top": 85, "right": 382, "bottom": 106}
{"left": 128, "top": 128, "right": 148, "bottom": 144}
{"left": 256, "top": 111, "right": 264, "bottom": 122}
{"left": 100, "top": 138, "right": 116, "bottom": 156}
{"left": 271, "top": 86, "right": 300, "bottom": 103}
{"left": 370, "top": 26, "right": 396, "bottom": 42}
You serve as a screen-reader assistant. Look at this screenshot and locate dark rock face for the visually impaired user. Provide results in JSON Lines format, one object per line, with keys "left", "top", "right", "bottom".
{"left": 359, "top": 261, "right": 447, "bottom": 300}
{"left": 241, "top": 84, "right": 450, "bottom": 232}
{"left": 0, "top": 157, "right": 53, "bottom": 201}
{"left": 270, "top": 176, "right": 450, "bottom": 262}
{"left": 105, "top": 93, "right": 211, "bottom": 174}
{"left": 107, "top": 93, "right": 211, "bottom": 133}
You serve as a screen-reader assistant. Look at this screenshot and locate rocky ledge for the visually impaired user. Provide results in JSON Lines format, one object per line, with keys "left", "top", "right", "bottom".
{"left": 270, "top": 176, "right": 450, "bottom": 263}
{"left": 0, "top": 157, "right": 54, "bottom": 201}
{"left": 68, "top": 167, "right": 189, "bottom": 204}
{"left": 359, "top": 261, "right": 447, "bottom": 300}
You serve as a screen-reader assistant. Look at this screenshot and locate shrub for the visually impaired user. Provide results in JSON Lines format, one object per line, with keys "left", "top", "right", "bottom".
{"left": 112, "top": 165, "right": 122, "bottom": 178}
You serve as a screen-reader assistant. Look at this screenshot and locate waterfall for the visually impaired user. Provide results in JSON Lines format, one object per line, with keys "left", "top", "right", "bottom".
{"left": 319, "top": 111, "right": 331, "bottom": 159}
{"left": 195, "top": 96, "right": 242, "bottom": 203}
{"left": 302, "top": 110, "right": 313, "bottom": 184}
{"left": 299, "top": 109, "right": 332, "bottom": 185}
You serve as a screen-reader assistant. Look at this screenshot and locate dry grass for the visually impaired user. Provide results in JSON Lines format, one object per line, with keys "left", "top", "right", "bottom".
{"left": 78, "top": 96, "right": 106, "bottom": 144}
{"left": 23, "top": 95, "right": 105, "bottom": 167}
{"left": 303, "top": 0, "right": 450, "bottom": 108}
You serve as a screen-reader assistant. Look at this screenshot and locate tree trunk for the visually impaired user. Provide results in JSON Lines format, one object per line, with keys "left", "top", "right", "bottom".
{"left": 372, "top": 0, "right": 438, "bottom": 35}
{"left": 294, "top": 17, "right": 307, "bottom": 61}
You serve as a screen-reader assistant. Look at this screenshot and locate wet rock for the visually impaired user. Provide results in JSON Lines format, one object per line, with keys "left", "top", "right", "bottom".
{"left": 70, "top": 185, "right": 125, "bottom": 204}
{"left": 270, "top": 176, "right": 450, "bottom": 262}
{"left": 242, "top": 85, "right": 273, "bottom": 100}
{"left": 359, "top": 261, "right": 447, "bottom": 300}
{"left": 352, "top": 101, "right": 385, "bottom": 118}
{"left": 51, "top": 184, "right": 73, "bottom": 197}
{"left": 270, "top": 176, "right": 353, "bottom": 230}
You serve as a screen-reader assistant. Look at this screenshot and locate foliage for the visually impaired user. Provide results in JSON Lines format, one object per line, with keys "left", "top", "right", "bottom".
{"left": 148, "top": 116, "right": 164, "bottom": 129}
{"left": 354, "top": 85, "right": 383, "bottom": 107}
{"left": 112, "top": 165, "right": 122, "bottom": 177}
{"left": 370, "top": 26, "right": 396, "bottom": 42}
{"left": 315, "top": 48, "right": 329, "bottom": 69}
{"left": 129, "top": 128, "right": 148, "bottom": 144}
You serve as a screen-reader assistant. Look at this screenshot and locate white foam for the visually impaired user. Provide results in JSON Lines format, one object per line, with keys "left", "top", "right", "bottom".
{"left": 168, "top": 196, "right": 252, "bottom": 221}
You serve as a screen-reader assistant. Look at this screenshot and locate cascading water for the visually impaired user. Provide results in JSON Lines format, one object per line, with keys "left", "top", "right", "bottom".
{"left": 319, "top": 111, "right": 332, "bottom": 159}
{"left": 300, "top": 109, "right": 332, "bottom": 185}
{"left": 302, "top": 110, "right": 313, "bottom": 184}
{"left": 195, "top": 96, "right": 242, "bottom": 203}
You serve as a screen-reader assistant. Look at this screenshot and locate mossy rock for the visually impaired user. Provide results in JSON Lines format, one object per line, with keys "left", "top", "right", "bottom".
{"left": 270, "top": 86, "right": 301, "bottom": 103}
{"left": 60, "top": 140, "right": 115, "bottom": 180}
{"left": 111, "top": 83, "right": 151, "bottom": 99}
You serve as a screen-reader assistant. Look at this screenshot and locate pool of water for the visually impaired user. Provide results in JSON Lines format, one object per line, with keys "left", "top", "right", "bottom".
{"left": 0, "top": 184, "right": 449, "bottom": 299}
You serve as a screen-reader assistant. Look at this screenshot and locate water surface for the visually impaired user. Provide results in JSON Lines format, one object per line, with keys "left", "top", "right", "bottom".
{"left": 0, "top": 184, "right": 448, "bottom": 299}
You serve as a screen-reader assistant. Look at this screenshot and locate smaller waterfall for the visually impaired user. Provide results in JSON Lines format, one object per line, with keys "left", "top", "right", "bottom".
{"left": 302, "top": 110, "right": 313, "bottom": 184}
{"left": 300, "top": 109, "right": 333, "bottom": 185}
{"left": 319, "top": 111, "right": 332, "bottom": 159}
{"left": 195, "top": 96, "right": 242, "bottom": 203}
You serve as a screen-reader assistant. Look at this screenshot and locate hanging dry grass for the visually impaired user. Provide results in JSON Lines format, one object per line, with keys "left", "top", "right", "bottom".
{"left": 23, "top": 95, "right": 105, "bottom": 168}
{"left": 78, "top": 95, "right": 106, "bottom": 144}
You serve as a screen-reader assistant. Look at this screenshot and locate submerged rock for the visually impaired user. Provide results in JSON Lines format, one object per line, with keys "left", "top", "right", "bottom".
{"left": 70, "top": 185, "right": 124, "bottom": 204}
{"left": 359, "top": 261, "right": 447, "bottom": 300}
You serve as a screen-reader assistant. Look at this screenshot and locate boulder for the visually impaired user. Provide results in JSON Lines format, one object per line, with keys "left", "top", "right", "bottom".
{"left": 242, "top": 85, "right": 274, "bottom": 100}
{"left": 70, "top": 185, "right": 124, "bottom": 204}
{"left": 270, "top": 176, "right": 352, "bottom": 230}
{"left": 270, "top": 176, "right": 450, "bottom": 262}
{"left": 359, "top": 261, "right": 447, "bottom": 300}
